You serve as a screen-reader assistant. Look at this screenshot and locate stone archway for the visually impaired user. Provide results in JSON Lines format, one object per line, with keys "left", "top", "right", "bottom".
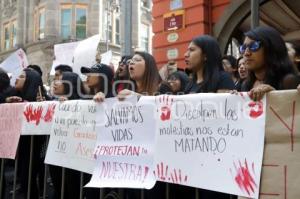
{"left": 213, "top": 0, "right": 269, "bottom": 54}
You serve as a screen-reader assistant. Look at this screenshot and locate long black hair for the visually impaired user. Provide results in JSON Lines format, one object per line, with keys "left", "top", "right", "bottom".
{"left": 186, "top": 35, "right": 224, "bottom": 92}
{"left": 0, "top": 68, "right": 10, "bottom": 92}
{"left": 133, "top": 51, "right": 161, "bottom": 95}
{"left": 243, "top": 26, "right": 296, "bottom": 90}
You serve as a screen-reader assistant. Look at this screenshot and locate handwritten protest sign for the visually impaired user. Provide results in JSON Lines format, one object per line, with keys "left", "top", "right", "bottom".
{"left": 21, "top": 101, "right": 58, "bottom": 135}
{"left": 50, "top": 41, "right": 80, "bottom": 75}
{"left": 141, "top": 93, "right": 266, "bottom": 198}
{"left": 86, "top": 97, "right": 157, "bottom": 189}
{"left": 45, "top": 100, "right": 98, "bottom": 174}
{"left": 73, "top": 35, "right": 100, "bottom": 76}
{"left": 239, "top": 90, "right": 300, "bottom": 199}
{"left": 0, "top": 103, "right": 25, "bottom": 159}
{"left": 0, "top": 49, "right": 28, "bottom": 85}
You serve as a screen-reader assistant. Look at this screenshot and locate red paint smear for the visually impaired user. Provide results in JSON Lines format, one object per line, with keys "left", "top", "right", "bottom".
{"left": 43, "top": 104, "right": 56, "bottom": 122}
{"left": 284, "top": 165, "right": 287, "bottom": 199}
{"left": 143, "top": 166, "right": 149, "bottom": 183}
{"left": 263, "top": 164, "right": 279, "bottom": 167}
{"left": 260, "top": 193, "right": 280, "bottom": 196}
{"left": 234, "top": 159, "right": 257, "bottom": 196}
{"left": 23, "top": 105, "right": 43, "bottom": 125}
{"left": 248, "top": 101, "right": 263, "bottom": 118}
{"left": 270, "top": 101, "right": 296, "bottom": 152}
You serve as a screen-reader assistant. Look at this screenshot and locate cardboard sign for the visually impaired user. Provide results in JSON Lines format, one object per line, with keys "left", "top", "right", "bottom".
{"left": 86, "top": 97, "right": 157, "bottom": 189}
{"left": 141, "top": 93, "right": 266, "bottom": 198}
{"left": 0, "top": 103, "right": 26, "bottom": 159}
{"left": 0, "top": 49, "right": 28, "bottom": 85}
{"left": 45, "top": 100, "right": 99, "bottom": 174}
{"left": 21, "top": 101, "right": 58, "bottom": 135}
{"left": 239, "top": 90, "right": 300, "bottom": 199}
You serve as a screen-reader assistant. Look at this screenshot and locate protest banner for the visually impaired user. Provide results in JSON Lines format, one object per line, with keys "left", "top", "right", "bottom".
{"left": 45, "top": 100, "right": 99, "bottom": 174}
{"left": 141, "top": 93, "right": 266, "bottom": 198}
{"left": 21, "top": 101, "right": 58, "bottom": 135}
{"left": 0, "top": 103, "right": 26, "bottom": 159}
{"left": 0, "top": 49, "right": 28, "bottom": 85}
{"left": 239, "top": 90, "right": 300, "bottom": 199}
{"left": 86, "top": 96, "right": 157, "bottom": 189}
{"left": 50, "top": 41, "right": 80, "bottom": 75}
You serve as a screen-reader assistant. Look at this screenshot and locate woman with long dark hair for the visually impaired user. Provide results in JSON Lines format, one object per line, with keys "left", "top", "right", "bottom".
{"left": 115, "top": 51, "right": 162, "bottom": 100}
{"left": 181, "top": 35, "right": 234, "bottom": 199}
{"left": 240, "top": 26, "right": 299, "bottom": 100}
{"left": 184, "top": 35, "right": 234, "bottom": 94}
{"left": 114, "top": 55, "right": 133, "bottom": 94}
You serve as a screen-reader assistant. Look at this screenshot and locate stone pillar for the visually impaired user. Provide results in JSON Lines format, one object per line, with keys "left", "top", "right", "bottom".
{"left": 16, "top": 0, "right": 26, "bottom": 46}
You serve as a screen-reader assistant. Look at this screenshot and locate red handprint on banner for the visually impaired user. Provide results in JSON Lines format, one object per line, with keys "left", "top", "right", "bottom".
{"left": 43, "top": 104, "right": 56, "bottom": 122}
{"left": 231, "top": 159, "right": 257, "bottom": 196}
{"left": 153, "top": 162, "right": 188, "bottom": 184}
{"left": 23, "top": 105, "right": 44, "bottom": 125}
{"left": 156, "top": 96, "right": 174, "bottom": 121}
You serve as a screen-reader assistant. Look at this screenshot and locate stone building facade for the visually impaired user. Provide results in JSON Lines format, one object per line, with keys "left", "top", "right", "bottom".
{"left": 0, "top": 0, "right": 152, "bottom": 82}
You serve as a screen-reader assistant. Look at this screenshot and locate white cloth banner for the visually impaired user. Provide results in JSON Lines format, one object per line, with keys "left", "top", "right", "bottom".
{"left": 45, "top": 100, "right": 99, "bottom": 174}
{"left": 140, "top": 93, "right": 266, "bottom": 198}
{"left": 50, "top": 41, "right": 80, "bottom": 75}
{"left": 86, "top": 96, "right": 157, "bottom": 189}
{"left": 21, "top": 101, "right": 59, "bottom": 135}
{"left": 0, "top": 49, "right": 28, "bottom": 85}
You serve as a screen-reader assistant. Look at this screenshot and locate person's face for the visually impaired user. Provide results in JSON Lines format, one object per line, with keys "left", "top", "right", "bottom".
{"left": 15, "top": 71, "right": 26, "bottom": 91}
{"left": 53, "top": 75, "right": 64, "bottom": 95}
{"left": 86, "top": 73, "right": 100, "bottom": 88}
{"left": 167, "top": 76, "right": 181, "bottom": 93}
{"left": 54, "top": 70, "right": 62, "bottom": 81}
{"left": 222, "top": 59, "right": 234, "bottom": 73}
{"left": 238, "top": 58, "right": 248, "bottom": 80}
{"left": 129, "top": 54, "right": 146, "bottom": 81}
{"left": 241, "top": 37, "right": 265, "bottom": 72}
{"left": 117, "top": 59, "right": 130, "bottom": 78}
{"left": 184, "top": 42, "right": 204, "bottom": 72}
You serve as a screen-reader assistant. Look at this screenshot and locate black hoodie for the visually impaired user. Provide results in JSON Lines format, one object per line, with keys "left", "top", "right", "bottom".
{"left": 61, "top": 72, "right": 84, "bottom": 100}
{"left": 17, "top": 69, "right": 43, "bottom": 102}
{"left": 0, "top": 69, "right": 16, "bottom": 103}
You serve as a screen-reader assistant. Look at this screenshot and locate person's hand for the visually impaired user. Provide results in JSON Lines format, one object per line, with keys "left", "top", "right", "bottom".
{"left": 5, "top": 96, "right": 22, "bottom": 103}
{"left": 36, "top": 95, "right": 46, "bottom": 102}
{"left": 297, "top": 84, "right": 300, "bottom": 94}
{"left": 117, "top": 89, "right": 137, "bottom": 101}
{"left": 249, "top": 84, "right": 275, "bottom": 101}
{"left": 58, "top": 96, "right": 68, "bottom": 102}
{"left": 229, "top": 90, "right": 239, "bottom": 95}
{"left": 93, "top": 92, "right": 105, "bottom": 102}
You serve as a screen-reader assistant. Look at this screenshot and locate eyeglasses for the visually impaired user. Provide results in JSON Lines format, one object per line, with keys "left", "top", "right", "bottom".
{"left": 119, "top": 59, "right": 132, "bottom": 65}
{"left": 239, "top": 41, "right": 261, "bottom": 54}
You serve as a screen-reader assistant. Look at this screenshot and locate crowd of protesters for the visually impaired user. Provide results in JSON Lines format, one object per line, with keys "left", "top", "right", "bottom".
{"left": 0, "top": 26, "right": 300, "bottom": 199}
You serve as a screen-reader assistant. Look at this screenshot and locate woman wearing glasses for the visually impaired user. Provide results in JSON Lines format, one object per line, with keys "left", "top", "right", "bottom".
{"left": 240, "top": 26, "right": 299, "bottom": 100}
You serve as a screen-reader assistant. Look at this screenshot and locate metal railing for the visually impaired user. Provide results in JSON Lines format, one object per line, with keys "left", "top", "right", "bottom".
{"left": 0, "top": 135, "right": 237, "bottom": 199}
